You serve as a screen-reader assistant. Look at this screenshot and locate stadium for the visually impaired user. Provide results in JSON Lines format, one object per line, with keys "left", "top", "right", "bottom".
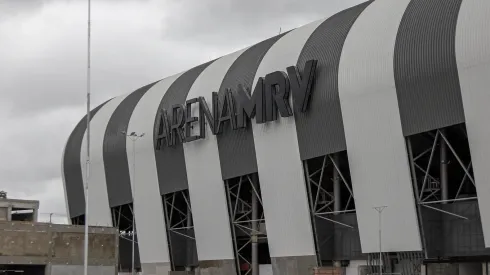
{"left": 62, "top": 0, "right": 490, "bottom": 274}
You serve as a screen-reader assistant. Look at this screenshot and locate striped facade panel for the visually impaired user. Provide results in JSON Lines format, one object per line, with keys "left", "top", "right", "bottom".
{"left": 154, "top": 62, "right": 213, "bottom": 195}
{"left": 394, "top": 0, "right": 465, "bottom": 136}
{"left": 103, "top": 82, "right": 158, "bottom": 207}
{"left": 216, "top": 34, "right": 285, "bottom": 180}
{"left": 251, "top": 20, "right": 324, "bottom": 258}
{"left": 81, "top": 95, "right": 129, "bottom": 226}
{"left": 338, "top": 0, "right": 421, "bottom": 253}
{"left": 62, "top": 101, "right": 109, "bottom": 218}
{"left": 183, "top": 49, "right": 247, "bottom": 261}
{"left": 294, "top": 1, "right": 371, "bottom": 160}
{"left": 455, "top": 0, "right": 490, "bottom": 247}
{"left": 61, "top": 145, "right": 68, "bottom": 221}
{"left": 126, "top": 76, "right": 182, "bottom": 266}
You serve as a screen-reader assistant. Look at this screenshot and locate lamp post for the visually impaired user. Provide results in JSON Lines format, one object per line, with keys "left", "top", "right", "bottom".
{"left": 83, "top": 0, "right": 92, "bottom": 275}
{"left": 122, "top": 131, "right": 145, "bottom": 275}
{"left": 374, "top": 206, "right": 387, "bottom": 275}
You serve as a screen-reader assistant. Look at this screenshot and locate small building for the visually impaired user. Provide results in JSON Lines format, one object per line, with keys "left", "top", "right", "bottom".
{"left": 0, "top": 191, "right": 39, "bottom": 222}
{"left": 0, "top": 193, "right": 119, "bottom": 275}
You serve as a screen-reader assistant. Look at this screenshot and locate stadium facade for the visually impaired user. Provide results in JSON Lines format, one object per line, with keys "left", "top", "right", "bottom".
{"left": 62, "top": 0, "right": 490, "bottom": 274}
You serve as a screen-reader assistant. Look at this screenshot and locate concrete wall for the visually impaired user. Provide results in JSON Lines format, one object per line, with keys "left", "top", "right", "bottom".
{"left": 271, "top": 255, "right": 317, "bottom": 275}
{"left": 426, "top": 263, "right": 460, "bottom": 275}
{"left": 345, "top": 260, "right": 367, "bottom": 275}
{"left": 195, "top": 259, "right": 236, "bottom": 275}
{"left": 0, "top": 221, "right": 118, "bottom": 268}
{"left": 460, "top": 263, "right": 483, "bottom": 275}
{"left": 141, "top": 262, "right": 172, "bottom": 275}
{"left": 259, "top": 264, "right": 273, "bottom": 275}
{"left": 0, "top": 207, "right": 8, "bottom": 221}
{"left": 47, "top": 264, "right": 116, "bottom": 275}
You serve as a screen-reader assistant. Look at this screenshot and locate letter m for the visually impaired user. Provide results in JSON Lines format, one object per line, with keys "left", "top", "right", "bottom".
{"left": 235, "top": 77, "right": 266, "bottom": 128}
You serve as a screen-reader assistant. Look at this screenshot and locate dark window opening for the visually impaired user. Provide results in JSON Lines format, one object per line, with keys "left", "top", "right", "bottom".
{"left": 304, "top": 152, "right": 362, "bottom": 264}
{"left": 162, "top": 190, "right": 198, "bottom": 271}
{"left": 225, "top": 173, "right": 271, "bottom": 274}
{"left": 407, "top": 123, "right": 489, "bottom": 258}
{"left": 111, "top": 203, "right": 141, "bottom": 272}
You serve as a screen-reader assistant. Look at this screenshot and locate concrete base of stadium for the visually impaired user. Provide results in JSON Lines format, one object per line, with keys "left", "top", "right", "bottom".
{"left": 45, "top": 264, "right": 116, "bottom": 275}
{"left": 141, "top": 262, "right": 172, "bottom": 275}
{"left": 271, "top": 255, "right": 317, "bottom": 275}
{"left": 422, "top": 262, "right": 488, "bottom": 275}
{"left": 194, "top": 259, "right": 237, "bottom": 275}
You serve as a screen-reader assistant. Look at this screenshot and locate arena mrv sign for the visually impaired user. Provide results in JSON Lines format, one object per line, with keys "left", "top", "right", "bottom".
{"left": 155, "top": 60, "right": 318, "bottom": 149}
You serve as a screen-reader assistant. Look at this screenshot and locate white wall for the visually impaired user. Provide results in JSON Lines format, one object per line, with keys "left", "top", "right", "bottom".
{"left": 250, "top": 19, "right": 324, "bottom": 258}
{"left": 338, "top": 0, "right": 421, "bottom": 253}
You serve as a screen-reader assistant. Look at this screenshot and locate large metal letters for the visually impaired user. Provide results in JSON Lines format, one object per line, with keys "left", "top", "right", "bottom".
{"left": 155, "top": 60, "right": 317, "bottom": 149}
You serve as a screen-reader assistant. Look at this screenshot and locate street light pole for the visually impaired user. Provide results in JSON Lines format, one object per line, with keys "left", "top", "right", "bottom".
{"left": 83, "top": 0, "right": 92, "bottom": 275}
{"left": 374, "top": 206, "right": 387, "bottom": 275}
{"left": 122, "top": 131, "right": 145, "bottom": 275}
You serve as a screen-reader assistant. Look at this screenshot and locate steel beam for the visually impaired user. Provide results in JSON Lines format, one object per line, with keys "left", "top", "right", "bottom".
{"left": 251, "top": 182, "right": 258, "bottom": 275}
{"left": 333, "top": 153, "right": 341, "bottom": 214}
{"left": 440, "top": 129, "right": 448, "bottom": 203}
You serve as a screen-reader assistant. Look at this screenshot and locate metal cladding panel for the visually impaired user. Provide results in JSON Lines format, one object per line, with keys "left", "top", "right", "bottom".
{"left": 104, "top": 82, "right": 158, "bottom": 207}
{"left": 251, "top": 20, "right": 324, "bottom": 258}
{"left": 294, "top": 1, "right": 371, "bottom": 160}
{"left": 183, "top": 49, "right": 247, "bottom": 261}
{"left": 126, "top": 76, "right": 182, "bottom": 264}
{"left": 216, "top": 34, "right": 286, "bottom": 180}
{"left": 455, "top": 0, "right": 490, "bottom": 247}
{"left": 154, "top": 62, "right": 213, "bottom": 195}
{"left": 61, "top": 144, "right": 69, "bottom": 222}
{"left": 394, "top": 0, "right": 465, "bottom": 136}
{"left": 81, "top": 95, "right": 128, "bottom": 226}
{"left": 337, "top": 0, "right": 422, "bottom": 253}
{"left": 62, "top": 101, "right": 109, "bottom": 218}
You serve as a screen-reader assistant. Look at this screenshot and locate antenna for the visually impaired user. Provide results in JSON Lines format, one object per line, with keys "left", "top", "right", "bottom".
{"left": 83, "top": 0, "right": 91, "bottom": 274}
{"left": 279, "top": 27, "right": 282, "bottom": 34}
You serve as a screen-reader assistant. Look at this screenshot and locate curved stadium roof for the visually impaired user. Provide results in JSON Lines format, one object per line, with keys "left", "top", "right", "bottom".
{"left": 62, "top": 0, "right": 490, "bottom": 262}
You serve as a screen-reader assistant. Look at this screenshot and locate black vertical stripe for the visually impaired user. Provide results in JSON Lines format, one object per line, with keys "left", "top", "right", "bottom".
{"left": 103, "top": 82, "right": 159, "bottom": 207}
{"left": 394, "top": 0, "right": 465, "bottom": 136}
{"left": 63, "top": 100, "right": 111, "bottom": 218}
{"left": 294, "top": 1, "right": 372, "bottom": 161}
{"left": 154, "top": 62, "right": 214, "bottom": 194}
{"left": 216, "top": 34, "right": 286, "bottom": 180}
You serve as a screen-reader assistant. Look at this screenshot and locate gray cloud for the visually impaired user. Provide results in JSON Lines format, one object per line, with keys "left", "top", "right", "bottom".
{"left": 162, "top": 0, "right": 364, "bottom": 46}
{"left": 0, "top": 0, "right": 45, "bottom": 21}
{"left": 0, "top": 0, "right": 364, "bottom": 221}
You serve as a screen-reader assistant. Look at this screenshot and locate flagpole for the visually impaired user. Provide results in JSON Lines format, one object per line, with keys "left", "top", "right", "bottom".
{"left": 83, "top": 0, "right": 91, "bottom": 274}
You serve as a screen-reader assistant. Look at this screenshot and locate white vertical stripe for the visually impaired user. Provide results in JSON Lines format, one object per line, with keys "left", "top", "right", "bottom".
{"left": 455, "top": 0, "right": 490, "bottom": 247}
{"left": 126, "top": 74, "right": 182, "bottom": 264}
{"left": 250, "top": 20, "right": 324, "bottom": 258}
{"left": 338, "top": 0, "right": 421, "bottom": 253}
{"left": 80, "top": 95, "right": 128, "bottom": 226}
{"left": 61, "top": 139, "right": 71, "bottom": 223}
{"left": 183, "top": 49, "right": 247, "bottom": 261}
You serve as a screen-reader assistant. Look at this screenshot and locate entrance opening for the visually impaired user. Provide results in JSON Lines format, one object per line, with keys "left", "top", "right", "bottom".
{"left": 0, "top": 265, "right": 45, "bottom": 275}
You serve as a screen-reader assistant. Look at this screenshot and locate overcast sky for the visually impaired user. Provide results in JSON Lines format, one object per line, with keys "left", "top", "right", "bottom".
{"left": 0, "top": 0, "right": 363, "bottom": 224}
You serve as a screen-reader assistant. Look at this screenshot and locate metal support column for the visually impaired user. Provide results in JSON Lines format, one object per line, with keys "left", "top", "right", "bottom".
{"left": 186, "top": 206, "right": 193, "bottom": 272}
{"left": 251, "top": 181, "right": 259, "bottom": 275}
{"left": 333, "top": 153, "right": 341, "bottom": 215}
{"left": 440, "top": 129, "right": 448, "bottom": 204}
{"left": 374, "top": 206, "right": 387, "bottom": 275}
{"left": 225, "top": 174, "right": 268, "bottom": 275}
{"left": 163, "top": 190, "right": 197, "bottom": 271}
